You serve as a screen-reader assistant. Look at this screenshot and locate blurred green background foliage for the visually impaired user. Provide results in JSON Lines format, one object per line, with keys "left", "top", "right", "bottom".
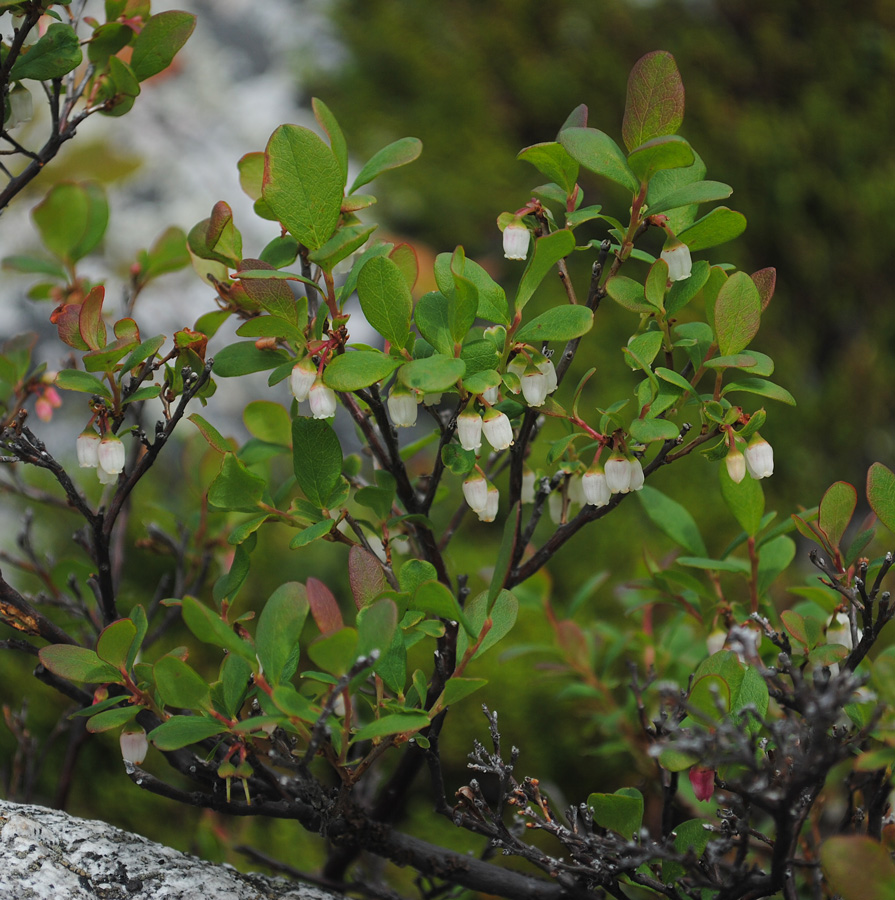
{"left": 305, "top": 0, "right": 895, "bottom": 506}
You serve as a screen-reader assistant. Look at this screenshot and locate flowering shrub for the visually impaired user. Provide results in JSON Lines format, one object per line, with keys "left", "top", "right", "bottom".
{"left": 2, "top": 16, "right": 895, "bottom": 899}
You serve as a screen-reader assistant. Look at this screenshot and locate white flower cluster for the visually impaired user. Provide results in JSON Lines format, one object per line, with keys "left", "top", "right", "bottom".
{"left": 462, "top": 473, "right": 499, "bottom": 522}
{"left": 507, "top": 350, "right": 557, "bottom": 408}
{"left": 725, "top": 434, "right": 774, "bottom": 483}
{"left": 290, "top": 358, "right": 337, "bottom": 419}
{"left": 77, "top": 429, "right": 125, "bottom": 484}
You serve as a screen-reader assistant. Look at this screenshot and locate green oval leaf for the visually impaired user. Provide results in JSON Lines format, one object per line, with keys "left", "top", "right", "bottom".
{"left": 356, "top": 255, "right": 413, "bottom": 349}
{"left": 714, "top": 271, "right": 760, "bottom": 356}
{"left": 324, "top": 350, "right": 402, "bottom": 391}
{"left": 515, "top": 229, "right": 577, "bottom": 312}
{"left": 627, "top": 135, "right": 694, "bottom": 183}
{"left": 818, "top": 481, "right": 857, "bottom": 550}
{"left": 292, "top": 417, "right": 343, "bottom": 509}
{"left": 398, "top": 355, "right": 465, "bottom": 393}
{"left": 9, "top": 23, "right": 82, "bottom": 81}
{"left": 517, "top": 141, "right": 578, "bottom": 194}
{"left": 821, "top": 836, "right": 895, "bottom": 900}
{"left": 353, "top": 711, "right": 431, "bottom": 743}
{"left": 515, "top": 305, "right": 593, "bottom": 343}
{"left": 648, "top": 180, "right": 733, "bottom": 216}
{"left": 39, "top": 645, "right": 123, "bottom": 684}
{"left": 130, "top": 11, "right": 196, "bottom": 82}
{"left": 154, "top": 655, "right": 210, "bottom": 709}
{"left": 678, "top": 206, "right": 747, "bottom": 251}
{"left": 148, "top": 715, "right": 227, "bottom": 751}
{"left": 868, "top": 463, "right": 895, "bottom": 534}
{"left": 96, "top": 618, "right": 137, "bottom": 670}
{"left": 350, "top": 137, "right": 422, "bottom": 193}
{"left": 55, "top": 369, "right": 112, "bottom": 399}
{"left": 263, "top": 125, "right": 344, "bottom": 250}
{"left": 588, "top": 788, "right": 644, "bottom": 840}
{"left": 256, "top": 582, "right": 309, "bottom": 685}
{"left": 559, "top": 127, "right": 639, "bottom": 194}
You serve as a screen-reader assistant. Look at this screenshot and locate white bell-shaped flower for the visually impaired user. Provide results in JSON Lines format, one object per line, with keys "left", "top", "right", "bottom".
{"left": 462, "top": 473, "right": 488, "bottom": 513}
{"left": 744, "top": 434, "right": 774, "bottom": 479}
{"left": 477, "top": 484, "right": 500, "bottom": 522}
{"left": 290, "top": 357, "right": 317, "bottom": 402}
{"left": 387, "top": 384, "right": 418, "bottom": 428}
{"left": 502, "top": 220, "right": 531, "bottom": 260}
{"left": 308, "top": 378, "right": 337, "bottom": 419}
{"left": 660, "top": 238, "right": 692, "bottom": 282}
{"left": 98, "top": 434, "right": 125, "bottom": 476}
{"left": 77, "top": 429, "right": 101, "bottom": 468}
{"left": 582, "top": 464, "right": 611, "bottom": 507}
{"left": 457, "top": 409, "right": 483, "bottom": 451}
{"left": 482, "top": 408, "right": 513, "bottom": 451}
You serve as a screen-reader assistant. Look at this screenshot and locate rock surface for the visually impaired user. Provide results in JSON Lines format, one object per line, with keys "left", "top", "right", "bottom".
{"left": 0, "top": 799, "right": 339, "bottom": 900}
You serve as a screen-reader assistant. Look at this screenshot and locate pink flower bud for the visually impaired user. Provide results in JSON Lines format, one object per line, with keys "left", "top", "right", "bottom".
{"left": 689, "top": 766, "right": 715, "bottom": 803}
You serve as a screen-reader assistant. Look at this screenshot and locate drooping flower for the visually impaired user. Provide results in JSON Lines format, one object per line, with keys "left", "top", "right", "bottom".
{"left": 308, "top": 378, "right": 337, "bottom": 419}
{"left": 477, "top": 484, "right": 500, "bottom": 522}
{"left": 521, "top": 365, "right": 549, "bottom": 408}
{"left": 604, "top": 452, "right": 631, "bottom": 494}
{"left": 457, "top": 409, "right": 483, "bottom": 452}
{"left": 506, "top": 355, "right": 526, "bottom": 393}
{"left": 689, "top": 766, "right": 715, "bottom": 803}
{"left": 387, "top": 384, "right": 418, "bottom": 428}
{"left": 582, "top": 464, "right": 611, "bottom": 507}
{"left": 502, "top": 219, "right": 531, "bottom": 261}
{"left": 35, "top": 385, "right": 61, "bottom": 421}
{"left": 482, "top": 408, "right": 513, "bottom": 451}
{"left": 538, "top": 356, "right": 557, "bottom": 394}
{"left": 120, "top": 729, "right": 148, "bottom": 766}
{"left": 628, "top": 457, "right": 645, "bottom": 492}
{"left": 481, "top": 385, "right": 499, "bottom": 405}
{"left": 660, "top": 237, "right": 692, "bottom": 282}
{"left": 290, "top": 357, "right": 317, "bottom": 402}
{"left": 744, "top": 434, "right": 774, "bottom": 479}
{"left": 567, "top": 474, "right": 586, "bottom": 507}
{"left": 462, "top": 473, "right": 488, "bottom": 513}
{"left": 725, "top": 444, "right": 746, "bottom": 483}
{"left": 97, "top": 434, "right": 125, "bottom": 476}
{"left": 521, "top": 467, "right": 536, "bottom": 504}
{"left": 77, "top": 429, "right": 101, "bottom": 468}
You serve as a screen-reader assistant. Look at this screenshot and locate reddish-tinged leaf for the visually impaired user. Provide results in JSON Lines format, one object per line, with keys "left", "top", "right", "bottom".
{"left": 821, "top": 835, "right": 895, "bottom": 900}
{"left": 751, "top": 267, "right": 776, "bottom": 311}
{"left": 688, "top": 766, "right": 715, "bottom": 802}
{"left": 348, "top": 547, "right": 386, "bottom": 610}
{"left": 51, "top": 301, "right": 90, "bottom": 350}
{"left": 78, "top": 285, "right": 107, "bottom": 351}
{"left": 868, "top": 463, "right": 895, "bottom": 534}
{"left": 621, "top": 51, "right": 685, "bottom": 152}
{"left": 114, "top": 317, "right": 140, "bottom": 343}
{"left": 307, "top": 577, "right": 343, "bottom": 634}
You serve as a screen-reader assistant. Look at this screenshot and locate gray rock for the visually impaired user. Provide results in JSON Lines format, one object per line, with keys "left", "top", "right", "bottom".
{"left": 0, "top": 799, "right": 340, "bottom": 900}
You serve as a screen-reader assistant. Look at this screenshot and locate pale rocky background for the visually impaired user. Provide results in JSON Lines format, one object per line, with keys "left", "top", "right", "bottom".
{"left": 0, "top": 799, "right": 341, "bottom": 900}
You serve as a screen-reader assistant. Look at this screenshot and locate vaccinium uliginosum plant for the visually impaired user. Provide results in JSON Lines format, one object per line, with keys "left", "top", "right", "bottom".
{"left": 4, "top": 42, "right": 895, "bottom": 900}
